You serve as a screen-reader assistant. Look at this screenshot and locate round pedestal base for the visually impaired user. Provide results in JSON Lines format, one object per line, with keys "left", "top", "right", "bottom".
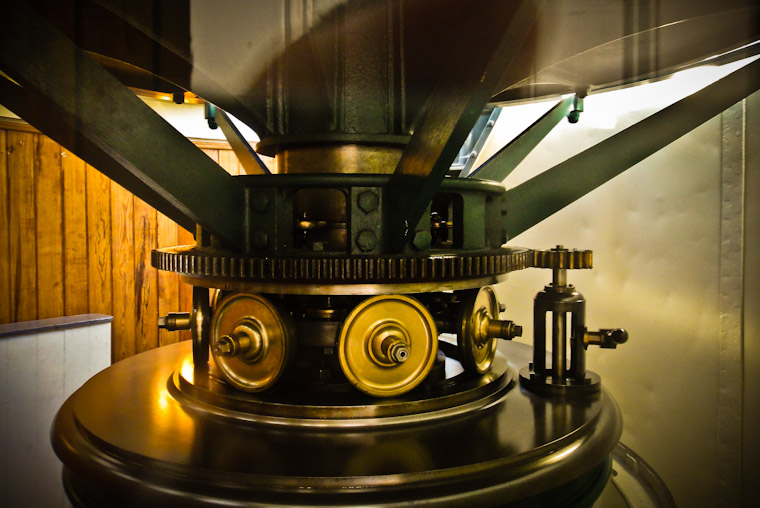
{"left": 53, "top": 341, "right": 622, "bottom": 507}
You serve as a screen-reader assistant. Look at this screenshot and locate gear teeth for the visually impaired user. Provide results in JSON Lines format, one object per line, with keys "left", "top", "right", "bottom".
{"left": 532, "top": 248, "right": 593, "bottom": 270}
{"left": 150, "top": 247, "right": 533, "bottom": 283}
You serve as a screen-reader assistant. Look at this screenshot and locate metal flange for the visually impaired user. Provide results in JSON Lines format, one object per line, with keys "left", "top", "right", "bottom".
{"left": 210, "top": 293, "right": 293, "bottom": 392}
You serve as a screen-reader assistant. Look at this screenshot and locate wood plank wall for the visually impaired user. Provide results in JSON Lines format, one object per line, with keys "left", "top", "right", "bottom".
{"left": 0, "top": 122, "right": 247, "bottom": 362}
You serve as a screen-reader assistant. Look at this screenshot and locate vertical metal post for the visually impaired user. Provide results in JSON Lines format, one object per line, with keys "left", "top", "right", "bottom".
{"left": 570, "top": 304, "right": 586, "bottom": 381}
{"left": 533, "top": 300, "right": 547, "bottom": 375}
{"left": 551, "top": 312, "right": 566, "bottom": 379}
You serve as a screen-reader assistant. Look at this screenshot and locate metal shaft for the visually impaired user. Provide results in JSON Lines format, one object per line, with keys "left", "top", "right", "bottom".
{"left": 552, "top": 312, "right": 566, "bottom": 379}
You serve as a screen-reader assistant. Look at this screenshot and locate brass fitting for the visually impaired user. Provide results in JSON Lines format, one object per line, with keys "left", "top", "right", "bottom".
{"left": 213, "top": 320, "right": 265, "bottom": 363}
{"left": 584, "top": 329, "right": 628, "bottom": 349}
{"left": 158, "top": 312, "right": 192, "bottom": 331}
{"left": 474, "top": 307, "right": 522, "bottom": 346}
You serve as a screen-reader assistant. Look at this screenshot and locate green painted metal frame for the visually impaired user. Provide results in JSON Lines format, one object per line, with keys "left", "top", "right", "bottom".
{"left": 0, "top": 1, "right": 247, "bottom": 249}
{"left": 503, "top": 57, "right": 760, "bottom": 239}
{"left": 385, "top": 0, "right": 544, "bottom": 252}
{"left": 242, "top": 174, "right": 507, "bottom": 255}
{"left": 457, "top": 107, "right": 502, "bottom": 178}
{"left": 207, "top": 105, "right": 271, "bottom": 175}
{"left": 469, "top": 95, "right": 575, "bottom": 182}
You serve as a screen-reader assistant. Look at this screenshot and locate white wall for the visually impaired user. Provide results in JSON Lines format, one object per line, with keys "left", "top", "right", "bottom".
{"left": 479, "top": 60, "right": 757, "bottom": 508}
{"left": 0, "top": 317, "right": 111, "bottom": 508}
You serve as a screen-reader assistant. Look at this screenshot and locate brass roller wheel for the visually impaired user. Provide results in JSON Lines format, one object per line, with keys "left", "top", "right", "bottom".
{"left": 458, "top": 286, "right": 500, "bottom": 375}
{"left": 338, "top": 295, "right": 438, "bottom": 398}
{"left": 210, "top": 293, "right": 292, "bottom": 392}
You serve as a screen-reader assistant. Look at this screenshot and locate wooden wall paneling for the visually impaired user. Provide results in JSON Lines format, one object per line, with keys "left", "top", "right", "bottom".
{"left": 35, "top": 136, "right": 64, "bottom": 319}
{"left": 86, "top": 164, "right": 112, "bottom": 317}
{"left": 7, "top": 131, "right": 37, "bottom": 322}
{"left": 111, "top": 181, "right": 136, "bottom": 362}
{"left": 218, "top": 148, "right": 241, "bottom": 175}
{"left": 0, "top": 129, "right": 246, "bottom": 357}
{"left": 157, "top": 211, "right": 180, "bottom": 346}
{"left": 134, "top": 197, "right": 158, "bottom": 353}
{"left": 0, "top": 131, "right": 9, "bottom": 323}
{"left": 62, "top": 151, "right": 89, "bottom": 315}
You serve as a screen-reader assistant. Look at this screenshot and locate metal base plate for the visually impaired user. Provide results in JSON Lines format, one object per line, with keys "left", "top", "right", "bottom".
{"left": 53, "top": 341, "right": 622, "bottom": 507}
{"left": 519, "top": 367, "right": 602, "bottom": 396}
{"left": 173, "top": 352, "right": 512, "bottom": 428}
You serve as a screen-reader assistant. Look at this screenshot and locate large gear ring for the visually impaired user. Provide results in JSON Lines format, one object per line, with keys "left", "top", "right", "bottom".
{"left": 152, "top": 247, "right": 533, "bottom": 295}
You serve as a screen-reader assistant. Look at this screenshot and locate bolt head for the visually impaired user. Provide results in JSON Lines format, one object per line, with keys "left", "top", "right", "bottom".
{"left": 388, "top": 342, "right": 410, "bottom": 363}
{"left": 358, "top": 191, "right": 379, "bottom": 213}
{"left": 214, "top": 336, "right": 234, "bottom": 356}
{"left": 356, "top": 230, "right": 378, "bottom": 251}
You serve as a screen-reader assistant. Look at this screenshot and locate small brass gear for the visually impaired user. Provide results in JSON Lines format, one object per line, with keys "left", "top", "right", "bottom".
{"left": 532, "top": 246, "right": 593, "bottom": 270}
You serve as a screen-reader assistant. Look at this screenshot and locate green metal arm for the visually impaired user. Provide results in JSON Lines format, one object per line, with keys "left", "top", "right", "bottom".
{"left": 0, "top": 1, "right": 247, "bottom": 249}
{"left": 503, "top": 57, "right": 760, "bottom": 239}
{"left": 469, "top": 95, "right": 575, "bottom": 182}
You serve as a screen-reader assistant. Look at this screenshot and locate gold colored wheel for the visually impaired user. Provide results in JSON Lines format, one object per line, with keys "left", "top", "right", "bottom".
{"left": 210, "top": 293, "right": 293, "bottom": 392}
{"left": 338, "top": 295, "right": 438, "bottom": 397}
{"left": 458, "top": 286, "right": 500, "bottom": 375}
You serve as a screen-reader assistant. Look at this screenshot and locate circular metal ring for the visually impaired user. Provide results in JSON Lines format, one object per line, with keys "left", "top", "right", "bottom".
{"left": 338, "top": 295, "right": 438, "bottom": 397}
{"left": 458, "top": 286, "right": 499, "bottom": 375}
{"left": 210, "top": 293, "right": 292, "bottom": 392}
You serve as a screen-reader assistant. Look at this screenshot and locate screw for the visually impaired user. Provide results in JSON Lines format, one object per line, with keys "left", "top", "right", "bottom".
{"left": 356, "top": 230, "right": 377, "bottom": 251}
{"left": 358, "top": 190, "right": 379, "bottom": 213}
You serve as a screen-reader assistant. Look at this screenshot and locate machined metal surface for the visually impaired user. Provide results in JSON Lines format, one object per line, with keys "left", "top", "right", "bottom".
{"left": 210, "top": 293, "right": 293, "bottom": 392}
{"left": 172, "top": 347, "right": 512, "bottom": 427}
{"left": 5, "top": 1, "right": 741, "bottom": 504}
{"left": 338, "top": 295, "right": 438, "bottom": 397}
{"left": 457, "top": 287, "right": 500, "bottom": 374}
{"left": 53, "top": 340, "right": 622, "bottom": 507}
